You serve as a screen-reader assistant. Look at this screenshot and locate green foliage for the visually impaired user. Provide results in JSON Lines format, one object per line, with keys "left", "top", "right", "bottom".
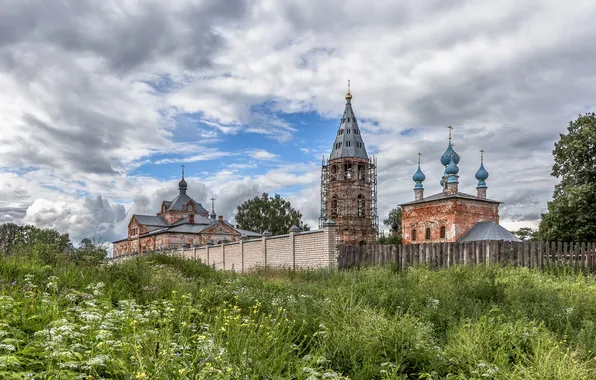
{"left": 539, "top": 113, "right": 596, "bottom": 241}
{"left": 382, "top": 206, "right": 402, "bottom": 241}
{"left": 235, "top": 193, "right": 309, "bottom": 235}
{"left": 376, "top": 231, "right": 398, "bottom": 245}
{"left": 0, "top": 223, "right": 71, "bottom": 255}
{"left": 512, "top": 227, "right": 538, "bottom": 241}
{"left": 0, "top": 251, "right": 595, "bottom": 378}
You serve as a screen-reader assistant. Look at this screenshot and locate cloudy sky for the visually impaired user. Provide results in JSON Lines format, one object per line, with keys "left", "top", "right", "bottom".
{"left": 2, "top": 0, "right": 595, "bottom": 244}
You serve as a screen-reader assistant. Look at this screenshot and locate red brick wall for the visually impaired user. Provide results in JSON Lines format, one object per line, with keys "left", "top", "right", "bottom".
{"left": 402, "top": 198, "right": 499, "bottom": 244}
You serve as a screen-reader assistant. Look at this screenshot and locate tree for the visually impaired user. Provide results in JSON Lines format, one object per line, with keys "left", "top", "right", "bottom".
{"left": 512, "top": 227, "right": 537, "bottom": 241}
{"left": 538, "top": 113, "right": 596, "bottom": 241}
{"left": 235, "top": 193, "right": 309, "bottom": 236}
{"left": 383, "top": 206, "right": 402, "bottom": 241}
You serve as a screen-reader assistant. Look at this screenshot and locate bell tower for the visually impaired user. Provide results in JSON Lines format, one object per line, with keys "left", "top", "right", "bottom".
{"left": 320, "top": 82, "right": 378, "bottom": 245}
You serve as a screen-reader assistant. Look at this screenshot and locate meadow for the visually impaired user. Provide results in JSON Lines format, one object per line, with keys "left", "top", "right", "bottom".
{"left": 0, "top": 253, "right": 595, "bottom": 379}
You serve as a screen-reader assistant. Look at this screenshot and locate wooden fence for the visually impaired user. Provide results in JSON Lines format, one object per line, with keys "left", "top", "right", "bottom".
{"left": 338, "top": 241, "right": 596, "bottom": 271}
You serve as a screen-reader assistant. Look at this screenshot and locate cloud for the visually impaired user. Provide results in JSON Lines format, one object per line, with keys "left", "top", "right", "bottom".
{"left": 2, "top": 0, "right": 596, "bottom": 242}
{"left": 23, "top": 196, "right": 126, "bottom": 244}
{"left": 248, "top": 150, "right": 278, "bottom": 161}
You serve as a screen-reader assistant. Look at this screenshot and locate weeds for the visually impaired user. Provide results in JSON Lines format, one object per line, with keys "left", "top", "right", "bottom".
{"left": 0, "top": 253, "right": 595, "bottom": 379}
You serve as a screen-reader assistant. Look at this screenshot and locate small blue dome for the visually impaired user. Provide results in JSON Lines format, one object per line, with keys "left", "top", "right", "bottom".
{"left": 475, "top": 163, "right": 489, "bottom": 181}
{"left": 440, "top": 177, "right": 444, "bottom": 187}
{"left": 448, "top": 175, "right": 459, "bottom": 183}
{"left": 440, "top": 141, "right": 460, "bottom": 166}
{"left": 414, "top": 182, "right": 424, "bottom": 189}
{"left": 477, "top": 179, "right": 487, "bottom": 188}
{"left": 445, "top": 157, "right": 459, "bottom": 175}
{"left": 412, "top": 165, "right": 426, "bottom": 183}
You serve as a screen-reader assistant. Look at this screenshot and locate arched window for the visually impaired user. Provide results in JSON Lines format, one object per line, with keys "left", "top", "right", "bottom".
{"left": 411, "top": 229, "right": 417, "bottom": 241}
{"left": 425, "top": 228, "right": 431, "bottom": 240}
{"left": 357, "top": 195, "right": 365, "bottom": 217}
{"left": 331, "top": 196, "right": 338, "bottom": 217}
{"left": 440, "top": 226, "right": 446, "bottom": 239}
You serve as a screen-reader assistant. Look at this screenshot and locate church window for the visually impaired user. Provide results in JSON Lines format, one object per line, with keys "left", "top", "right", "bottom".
{"left": 357, "top": 195, "right": 365, "bottom": 217}
{"left": 425, "top": 228, "right": 431, "bottom": 240}
{"left": 440, "top": 226, "right": 446, "bottom": 239}
{"left": 347, "top": 129, "right": 351, "bottom": 133}
{"left": 331, "top": 196, "right": 338, "bottom": 217}
{"left": 346, "top": 141, "right": 351, "bottom": 147}
{"left": 411, "top": 229, "right": 417, "bottom": 241}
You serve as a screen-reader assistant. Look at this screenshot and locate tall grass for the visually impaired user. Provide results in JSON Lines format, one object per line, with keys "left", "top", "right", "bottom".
{"left": 0, "top": 253, "right": 595, "bottom": 379}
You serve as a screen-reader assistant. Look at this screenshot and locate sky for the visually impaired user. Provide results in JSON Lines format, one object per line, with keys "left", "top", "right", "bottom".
{"left": 1, "top": 0, "right": 595, "bottom": 245}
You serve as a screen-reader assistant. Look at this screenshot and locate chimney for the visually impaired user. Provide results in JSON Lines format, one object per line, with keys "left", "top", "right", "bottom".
{"left": 218, "top": 215, "right": 223, "bottom": 222}
{"left": 477, "top": 187, "right": 487, "bottom": 199}
{"left": 189, "top": 214, "right": 194, "bottom": 224}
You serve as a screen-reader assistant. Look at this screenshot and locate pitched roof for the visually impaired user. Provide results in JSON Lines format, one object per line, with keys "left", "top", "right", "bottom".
{"left": 457, "top": 221, "right": 520, "bottom": 242}
{"left": 400, "top": 191, "right": 501, "bottom": 206}
{"left": 329, "top": 97, "right": 368, "bottom": 160}
{"left": 132, "top": 215, "right": 169, "bottom": 226}
{"left": 171, "top": 215, "right": 214, "bottom": 226}
{"left": 167, "top": 193, "right": 209, "bottom": 215}
{"left": 136, "top": 221, "right": 262, "bottom": 239}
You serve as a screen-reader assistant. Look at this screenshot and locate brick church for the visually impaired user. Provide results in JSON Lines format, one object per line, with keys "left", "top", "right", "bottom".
{"left": 319, "top": 83, "right": 378, "bottom": 245}
{"left": 400, "top": 127, "right": 519, "bottom": 244}
{"left": 112, "top": 169, "right": 261, "bottom": 256}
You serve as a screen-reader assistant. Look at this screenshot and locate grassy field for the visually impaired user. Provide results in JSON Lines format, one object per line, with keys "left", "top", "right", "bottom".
{"left": 0, "top": 254, "right": 595, "bottom": 379}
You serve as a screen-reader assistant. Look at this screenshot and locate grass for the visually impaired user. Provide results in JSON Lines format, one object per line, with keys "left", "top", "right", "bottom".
{"left": 0, "top": 253, "right": 595, "bottom": 379}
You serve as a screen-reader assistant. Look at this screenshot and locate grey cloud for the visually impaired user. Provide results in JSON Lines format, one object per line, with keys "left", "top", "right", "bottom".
{"left": 23, "top": 195, "right": 126, "bottom": 244}
{"left": 0, "top": 207, "right": 27, "bottom": 224}
{"left": 0, "top": 0, "right": 247, "bottom": 73}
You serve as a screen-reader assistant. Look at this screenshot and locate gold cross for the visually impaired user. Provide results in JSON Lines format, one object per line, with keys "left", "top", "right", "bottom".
{"left": 347, "top": 79, "right": 351, "bottom": 94}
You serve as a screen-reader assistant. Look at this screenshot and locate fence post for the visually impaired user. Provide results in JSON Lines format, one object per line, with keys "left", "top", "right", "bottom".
{"left": 289, "top": 225, "right": 300, "bottom": 270}
{"left": 222, "top": 243, "right": 226, "bottom": 270}
{"left": 262, "top": 230, "right": 272, "bottom": 268}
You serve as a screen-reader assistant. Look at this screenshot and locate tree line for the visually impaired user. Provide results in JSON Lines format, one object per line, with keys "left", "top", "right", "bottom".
{"left": 0, "top": 223, "right": 107, "bottom": 265}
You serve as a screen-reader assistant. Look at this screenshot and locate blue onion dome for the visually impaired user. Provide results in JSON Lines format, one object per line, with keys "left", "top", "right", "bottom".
{"left": 445, "top": 156, "right": 459, "bottom": 176}
{"left": 475, "top": 163, "right": 489, "bottom": 181}
{"left": 412, "top": 165, "right": 426, "bottom": 183}
{"left": 440, "top": 141, "right": 460, "bottom": 166}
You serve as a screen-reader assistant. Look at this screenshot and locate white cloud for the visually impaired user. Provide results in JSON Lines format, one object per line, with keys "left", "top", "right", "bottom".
{"left": 248, "top": 149, "right": 278, "bottom": 161}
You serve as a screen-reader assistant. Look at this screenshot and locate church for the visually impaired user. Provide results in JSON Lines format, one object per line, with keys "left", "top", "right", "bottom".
{"left": 400, "top": 128, "right": 519, "bottom": 244}
{"left": 112, "top": 169, "right": 261, "bottom": 257}
{"left": 319, "top": 83, "right": 378, "bottom": 245}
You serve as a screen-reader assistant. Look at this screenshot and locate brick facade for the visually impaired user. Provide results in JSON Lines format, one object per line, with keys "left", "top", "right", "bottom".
{"left": 112, "top": 177, "right": 261, "bottom": 257}
{"left": 401, "top": 197, "right": 500, "bottom": 244}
